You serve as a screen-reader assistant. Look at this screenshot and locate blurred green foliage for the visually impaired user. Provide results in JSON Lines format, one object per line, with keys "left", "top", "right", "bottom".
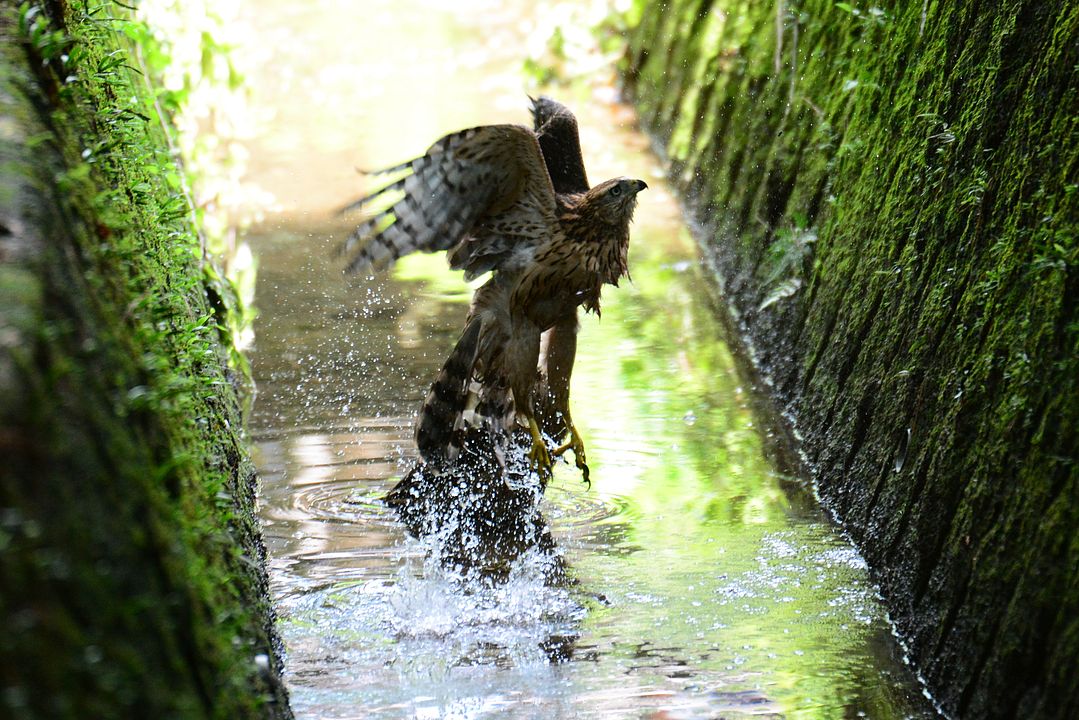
{"left": 133, "top": 0, "right": 267, "bottom": 369}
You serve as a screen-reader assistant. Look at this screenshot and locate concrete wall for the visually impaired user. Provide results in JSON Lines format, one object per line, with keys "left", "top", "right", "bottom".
{"left": 0, "top": 4, "right": 290, "bottom": 717}
{"left": 623, "top": 1, "right": 1079, "bottom": 717}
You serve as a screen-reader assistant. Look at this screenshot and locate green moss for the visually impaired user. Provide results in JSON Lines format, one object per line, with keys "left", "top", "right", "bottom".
{"left": 0, "top": 2, "right": 288, "bottom": 718}
{"left": 623, "top": 0, "right": 1079, "bottom": 717}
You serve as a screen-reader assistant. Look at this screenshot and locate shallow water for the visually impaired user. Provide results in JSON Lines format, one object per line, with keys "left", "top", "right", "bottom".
{"left": 241, "top": 1, "right": 937, "bottom": 717}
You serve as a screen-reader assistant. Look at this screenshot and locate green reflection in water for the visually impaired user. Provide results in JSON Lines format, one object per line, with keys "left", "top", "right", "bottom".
{"left": 392, "top": 252, "right": 479, "bottom": 303}
{"left": 367, "top": 212, "right": 927, "bottom": 718}
{"left": 542, "top": 216, "right": 787, "bottom": 510}
{"left": 544, "top": 222, "right": 919, "bottom": 716}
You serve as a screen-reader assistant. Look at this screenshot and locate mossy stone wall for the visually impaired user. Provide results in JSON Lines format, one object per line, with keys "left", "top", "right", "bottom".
{"left": 623, "top": 1, "right": 1078, "bottom": 717}
{"left": 0, "top": 3, "right": 290, "bottom": 717}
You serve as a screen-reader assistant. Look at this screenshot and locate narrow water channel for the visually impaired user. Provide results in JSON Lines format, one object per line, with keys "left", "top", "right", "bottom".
{"left": 240, "top": 1, "right": 937, "bottom": 717}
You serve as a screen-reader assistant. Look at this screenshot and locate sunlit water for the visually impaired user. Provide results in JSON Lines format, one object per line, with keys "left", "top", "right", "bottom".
{"left": 239, "top": 1, "right": 936, "bottom": 717}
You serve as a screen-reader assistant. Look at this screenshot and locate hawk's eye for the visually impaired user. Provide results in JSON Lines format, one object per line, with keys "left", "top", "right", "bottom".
{"left": 609, "top": 185, "right": 622, "bottom": 197}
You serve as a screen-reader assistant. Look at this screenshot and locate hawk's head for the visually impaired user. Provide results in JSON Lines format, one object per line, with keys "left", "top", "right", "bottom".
{"left": 583, "top": 177, "right": 648, "bottom": 227}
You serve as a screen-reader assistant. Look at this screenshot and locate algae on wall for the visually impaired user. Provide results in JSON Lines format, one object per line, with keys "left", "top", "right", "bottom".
{"left": 622, "top": 1, "right": 1078, "bottom": 717}
{"left": 0, "top": 3, "right": 290, "bottom": 717}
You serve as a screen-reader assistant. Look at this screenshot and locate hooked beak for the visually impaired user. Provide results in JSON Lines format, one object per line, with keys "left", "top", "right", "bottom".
{"left": 632, "top": 179, "right": 648, "bottom": 194}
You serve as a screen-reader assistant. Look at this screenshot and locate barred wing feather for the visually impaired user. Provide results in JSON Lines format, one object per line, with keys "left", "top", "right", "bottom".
{"left": 338, "top": 124, "right": 559, "bottom": 278}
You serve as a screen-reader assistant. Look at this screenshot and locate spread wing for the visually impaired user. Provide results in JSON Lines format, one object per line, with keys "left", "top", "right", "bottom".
{"left": 530, "top": 96, "right": 589, "bottom": 195}
{"left": 338, "top": 124, "right": 559, "bottom": 279}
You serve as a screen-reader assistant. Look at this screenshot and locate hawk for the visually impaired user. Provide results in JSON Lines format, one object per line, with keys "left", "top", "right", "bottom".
{"left": 340, "top": 97, "right": 646, "bottom": 484}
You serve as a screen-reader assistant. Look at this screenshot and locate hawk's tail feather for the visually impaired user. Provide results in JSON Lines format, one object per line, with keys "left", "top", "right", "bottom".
{"left": 416, "top": 317, "right": 483, "bottom": 462}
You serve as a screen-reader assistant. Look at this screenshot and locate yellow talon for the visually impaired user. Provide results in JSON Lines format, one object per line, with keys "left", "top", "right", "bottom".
{"left": 551, "top": 417, "right": 589, "bottom": 486}
{"left": 527, "top": 416, "right": 553, "bottom": 483}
